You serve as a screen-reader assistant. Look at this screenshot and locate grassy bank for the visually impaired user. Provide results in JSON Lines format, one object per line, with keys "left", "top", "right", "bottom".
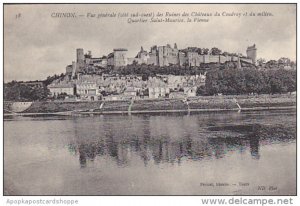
{"left": 5, "top": 94, "right": 296, "bottom": 114}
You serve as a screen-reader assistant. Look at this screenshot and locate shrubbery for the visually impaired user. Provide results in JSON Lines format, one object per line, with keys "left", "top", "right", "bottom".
{"left": 202, "top": 68, "right": 296, "bottom": 95}
{"left": 4, "top": 81, "right": 50, "bottom": 101}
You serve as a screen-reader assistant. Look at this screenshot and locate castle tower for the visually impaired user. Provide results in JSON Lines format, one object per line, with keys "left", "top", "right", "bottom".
{"left": 71, "top": 61, "right": 76, "bottom": 78}
{"left": 246, "top": 44, "right": 257, "bottom": 64}
{"left": 76, "top": 48, "right": 84, "bottom": 64}
{"left": 151, "top": 45, "right": 157, "bottom": 53}
{"left": 113, "top": 48, "right": 128, "bottom": 67}
{"left": 76, "top": 48, "right": 84, "bottom": 71}
{"left": 158, "top": 46, "right": 165, "bottom": 66}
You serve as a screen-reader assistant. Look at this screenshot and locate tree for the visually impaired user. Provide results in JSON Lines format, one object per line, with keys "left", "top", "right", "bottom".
{"left": 57, "top": 92, "right": 68, "bottom": 100}
{"left": 266, "top": 60, "right": 278, "bottom": 69}
{"left": 244, "top": 68, "right": 265, "bottom": 94}
{"left": 4, "top": 81, "right": 20, "bottom": 101}
{"left": 196, "top": 48, "right": 202, "bottom": 55}
{"left": 204, "top": 67, "right": 296, "bottom": 95}
{"left": 269, "top": 76, "right": 284, "bottom": 94}
{"left": 142, "top": 74, "right": 149, "bottom": 81}
{"left": 4, "top": 81, "right": 50, "bottom": 101}
{"left": 43, "top": 74, "right": 61, "bottom": 86}
{"left": 290, "top": 61, "right": 296, "bottom": 68}
{"left": 276, "top": 69, "right": 296, "bottom": 93}
{"left": 210, "top": 47, "right": 222, "bottom": 55}
{"left": 222, "top": 52, "right": 230, "bottom": 56}
{"left": 196, "top": 85, "right": 207, "bottom": 96}
{"left": 278, "top": 57, "right": 291, "bottom": 66}
{"left": 202, "top": 48, "right": 209, "bottom": 55}
{"left": 257, "top": 58, "right": 266, "bottom": 66}
{"left": 205, "top": 69, "right": 220, "bottom": 95}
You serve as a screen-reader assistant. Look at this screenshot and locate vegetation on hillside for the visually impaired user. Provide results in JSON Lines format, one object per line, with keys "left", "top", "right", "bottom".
{"left": 4, "top": 73, "right": 64, "bottom": 101}
{"left": 200, "top": 68, "right": 296, "bottom": 95}
{"left": 3, "top": 60, "right": 296, "bottom": 102}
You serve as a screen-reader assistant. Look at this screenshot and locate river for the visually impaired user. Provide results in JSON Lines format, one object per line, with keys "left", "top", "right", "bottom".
{"left": 4, "top": 109, "right": 296, "bottom": 195}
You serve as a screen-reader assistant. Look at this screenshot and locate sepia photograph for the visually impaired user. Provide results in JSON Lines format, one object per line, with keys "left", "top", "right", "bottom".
{"left": 3, "top": 3, "right": 297, "bottom": 196}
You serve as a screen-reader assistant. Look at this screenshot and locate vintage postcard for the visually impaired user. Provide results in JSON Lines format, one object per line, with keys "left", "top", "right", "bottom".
{"left": 3, "top": 3, "right": 296, "bottom": 197}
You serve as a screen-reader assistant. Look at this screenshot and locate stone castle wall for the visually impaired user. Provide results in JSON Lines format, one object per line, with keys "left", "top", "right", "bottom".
{"left": 69, "top": 44, "right": 256, "bottom": 75}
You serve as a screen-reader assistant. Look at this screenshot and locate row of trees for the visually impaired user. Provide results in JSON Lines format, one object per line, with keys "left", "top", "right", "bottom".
{"left": 111, "top": 62, "right": 244, "bottom": 79}
{"left": 4, "top": 81, "right": 50, "bottom": 101}
{"left": 4, "top": 73, "right": 64, "bottom": 101}
{"left": 257, "top": 57, "right": 296, "bottom": 69}
{"left": 112, "top": 64, "right": 206, "bottom": 80}
{"left": 200, "top": 68, "right": 296, "bottom": 95}
{"left": 179, "top": 47, "right": 246, "bottom": 57}
{"left": 180, "top": 47, "right": 211, "bottom": 55}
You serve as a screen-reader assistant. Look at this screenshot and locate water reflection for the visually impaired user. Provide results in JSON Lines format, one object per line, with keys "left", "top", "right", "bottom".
{"left": 250, "top": 137, "right": 260, "bottom": 159}
{"left": 67, "top": 114, "right": 295, "bottom": 168}
{"left": 4, "top": 110, "right": 296, "bottom": 195}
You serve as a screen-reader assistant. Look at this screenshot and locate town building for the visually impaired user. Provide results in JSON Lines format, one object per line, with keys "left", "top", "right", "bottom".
{"left": 123, "top": 87, "right": 138, "bottom": 99}
{"left": 48, "top": 73, "right": 206, "bottom": 100}
{"left": 148, "top": 76, "right": 170, "bottom": 98}
{"left": 76, "top": 81, "right": 100, "bottom": 101}
{"left": 184, "top": 86, "right": 197, "bottom": 97}
{"left": 48, "top": 81, "right": 75, "bottom": 96}
{"left": 75, "top": 74, "right": 103, "bottom": 101}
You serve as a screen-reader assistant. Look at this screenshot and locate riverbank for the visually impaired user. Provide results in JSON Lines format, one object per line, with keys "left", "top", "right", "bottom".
{"left": 4, "top": 94, "right": 296, "bottom": 116}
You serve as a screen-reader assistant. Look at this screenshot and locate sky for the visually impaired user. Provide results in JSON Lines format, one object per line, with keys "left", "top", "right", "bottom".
{"left": 4, "top": 4, "right": 296, "bottom": 82}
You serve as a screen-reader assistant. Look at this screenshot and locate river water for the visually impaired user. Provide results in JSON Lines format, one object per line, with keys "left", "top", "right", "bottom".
{"left": 4, "top": 110, "right": 296, "bottom": 195}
